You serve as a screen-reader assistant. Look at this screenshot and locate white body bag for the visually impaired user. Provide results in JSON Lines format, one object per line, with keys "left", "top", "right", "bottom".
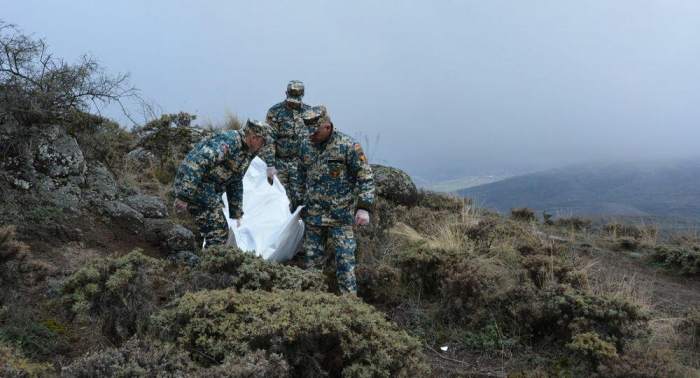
{"left": 222, "top": 157, "right": 304, "bottom": 263}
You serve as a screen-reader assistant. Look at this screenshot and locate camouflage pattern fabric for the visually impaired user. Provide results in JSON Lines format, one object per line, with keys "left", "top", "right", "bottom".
{"left": 188, "top": 183, "right": 229, "bottom": 246}
{"left": 275, "top": 158, "right": 301, "bottom": 207}
{"left": 304, "top": 224, "right": 357, "bottom": 294}
{"left": 258, "top": 101, "right": 312, "bottom": 204}
{"left": 299, "top": 129, "right": 375, "bottom": 227}
{"left": 173, "top": 129, "right": 253, "bottom": 246}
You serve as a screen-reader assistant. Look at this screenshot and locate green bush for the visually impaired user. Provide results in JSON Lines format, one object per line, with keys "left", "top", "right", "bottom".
{"left": 0, "top": 225, "right": 29, "bottom": 286}
{"left": 616, "top": 236, "right": 640, "bottom": 251}
{"left": 0, "top": 341, "right": 53, "bottom": 377}
{"left": 0, "top": 304, "right": 70, "bottom": 361}
{"left": 153, "top": 289, "right": 428, "bottom": 377}
{"left": 63, "top": 337, "right": 290, "bottom": 378}
{"left": 58, "top": 249, "right": 167, "bottom": 343}
{"left": 651, "top": 244, "right": 700, "bottom": 276}
{"left": 536, "top": 286, "right": 649, "bottom": 351}
{"left": 566, "top": 332, "right": 618, "bottom": 363}
{"left": 73, "top": 115, "right": 135, "bottom": 171}
{"left": 554, "top": 217, "right": 592, "bottom": 232}
{"left": 511, "top": 207, "right": 537, "bottom": 223}
{"left": 596, "top": 343, "right": 682, "bottom": 378}
{"left": 603, "top": 222, "right": 658, "bottom": 239}
{"left": 520, "top": 254, "right": 583, "bottom": 289}
{"left": 187, "top": 245, "right": 326, "bottom": 292}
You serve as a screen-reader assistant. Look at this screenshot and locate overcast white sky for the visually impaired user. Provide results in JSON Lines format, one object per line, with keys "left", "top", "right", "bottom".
{"left": 5, "top": 0, "right": 700, "bottom": 180}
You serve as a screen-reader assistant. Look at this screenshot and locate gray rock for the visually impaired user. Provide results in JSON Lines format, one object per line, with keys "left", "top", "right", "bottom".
{"left": 33, "top": 126, "right": 87, "bottom": 179}
{"left": 103, "top": 201, "right": 144, "bottom": 233}
{"left": 84, "top": 163, "right": 118, "bottom": 201}
{"left": 371, "top": 164, "right": 418, "bottom": 206}
{"left": 169, "top": 250, "right": 200, "bottom": 266}
{"left": 165, "top": 224, "right": 196, "bottom": 254}
{"left": 125, "top": 147, "right": 156, "bottom": 169}
{"left": 125, "top": 194, "right": 169, "bottom": 219}
{"left": 143, "top": 218, "right": 176, "bottom": 243}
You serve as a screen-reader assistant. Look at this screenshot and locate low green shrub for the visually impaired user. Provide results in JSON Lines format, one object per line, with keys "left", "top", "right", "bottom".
{"left": 0, "top": 225, "right": 29, "bottom": 286}
{"left": 651, "top": 244, "right": 700, "bottom": 276}
{"left": 521, "top": 254, "right": 579, "bottom": 289}
{"left": 616, "top": 236, "right": 640, "bottom": 251}
{"left": 63, "top": 337, "right": 290, "bottom": 378}
{"left": 186, "top": 245, "right": 326, "bottom": 292}
{"left": 415, "top": 189, "right": 466, "bottom": 212}
{"left": 554, "top": 217, "right": 592, "bottom": 232}
{"left": 511, "top": 207, "right": 537, "bottom": 223}
{"left": 603, "top": 222, "right": 658, "bottom": 239}
{"left": 0, "top": 341, "right": 53, "bottom": 377}
{"left": 58, "top": 249, "right": 167, "bottom": 343}
{"left": 536, "top": 286, "right": 649, "bottom": 351}
{"left": 153, "top": 289, "right": 428, "bottom": 377}
{"left": 566, "top": 332, "right": 618, "bottom": 363}
{"left": 0, "top": 304, "right": 71, "bottom": 360}
{"left": 596, "top": 343, "right": 683, "bottom": 378}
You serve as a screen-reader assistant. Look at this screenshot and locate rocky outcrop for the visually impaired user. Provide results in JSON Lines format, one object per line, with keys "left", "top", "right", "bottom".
{"left": 0, "top": 124, "right": 197, "bottom": 260}
{"left": 125, "top": 194, "right": 169, "bottom": 219}
{"left": 371, "top": 164, "right": 418, "bottom": 206}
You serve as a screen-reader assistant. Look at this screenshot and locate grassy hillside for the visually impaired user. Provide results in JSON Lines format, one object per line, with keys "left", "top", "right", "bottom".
{"left": 459, "top": 159, "right": 700, "bottom": 218}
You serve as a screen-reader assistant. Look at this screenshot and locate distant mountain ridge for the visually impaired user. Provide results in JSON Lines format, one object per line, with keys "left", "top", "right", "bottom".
{"left": 458, "top": 159, "right": 700, "bottom": 218}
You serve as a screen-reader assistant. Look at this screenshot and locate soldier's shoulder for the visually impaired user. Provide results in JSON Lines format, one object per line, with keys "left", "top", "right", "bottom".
{"left": 268, "top": 102, "right": 287, "bottom": 114}
{"left": 335, "top": 131, "right": 360, "bottom": 147}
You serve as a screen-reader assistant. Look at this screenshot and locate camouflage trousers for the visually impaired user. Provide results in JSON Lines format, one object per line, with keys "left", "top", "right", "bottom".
{"left": 304, "top": 224, "right": 357, "bottom": 294}
{"left": 188, "top": 184, "right": 228, "bottom": 247}
{"left": 276, "top": 157, "right": 301, "bottom": 208}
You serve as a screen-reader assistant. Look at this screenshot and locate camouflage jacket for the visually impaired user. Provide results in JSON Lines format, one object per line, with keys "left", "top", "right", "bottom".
{"left": 173, "top": 130, "right": 252, "bottom": 218}
{"left": 258, "top": 101, "right": 312, "bottom": 166}
{"left": 299, "top": 129, "right": 375, "bottom": 226}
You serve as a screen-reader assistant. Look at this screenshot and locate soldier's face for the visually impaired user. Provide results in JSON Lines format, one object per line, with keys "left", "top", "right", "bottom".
{"left": 285, "top": 99, "right": 301, "bottom": 108}
{"left": 309, "top": 123, "right": 332, "bottom": 145}
{"left": 246, "top": 134, "right": 265, "bottom": 152}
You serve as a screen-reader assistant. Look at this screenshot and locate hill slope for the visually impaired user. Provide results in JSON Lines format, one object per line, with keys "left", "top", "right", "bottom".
{"left": 458, "top": 159, "right": 700, "bottom": 217}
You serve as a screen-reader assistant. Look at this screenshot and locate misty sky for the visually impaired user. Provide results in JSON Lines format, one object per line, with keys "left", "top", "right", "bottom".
{"left": 5, "top": 0, "right": 700, "bottom": 181}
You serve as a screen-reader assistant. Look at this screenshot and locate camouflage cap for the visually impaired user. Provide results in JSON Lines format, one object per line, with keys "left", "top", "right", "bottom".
{"left": 243, "top": 118, "right": 271, "bottom": 143}
{"left": 302, "top": 105, "right": 330, "bottom": 133}
{"left": 286, "top": 80, "right": 305, "bottom": 104}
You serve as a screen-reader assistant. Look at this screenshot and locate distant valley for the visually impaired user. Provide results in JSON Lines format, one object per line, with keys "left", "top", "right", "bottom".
{"left": 457, "top": 159, "right": 700, "bottom": 219}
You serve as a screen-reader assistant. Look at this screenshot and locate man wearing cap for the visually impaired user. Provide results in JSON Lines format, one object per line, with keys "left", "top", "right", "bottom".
{"left": 172, "top": 119, "right": 271, "bottom": 247}
{"left": 299, "top": 105, "right": 374, "bottom": 294}
{"left": 259, "top": 80, "right": 312, "bottom": 209}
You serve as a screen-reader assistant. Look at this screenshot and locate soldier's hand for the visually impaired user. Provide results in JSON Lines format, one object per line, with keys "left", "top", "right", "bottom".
{"left": 174, "top": 198, "right": 188, "bottom": 211}
{"left": 266, "top": 166, "right": 278, "bottom": 178}
{"left": 355, "top": 210, "right": 370, "bottom": 227}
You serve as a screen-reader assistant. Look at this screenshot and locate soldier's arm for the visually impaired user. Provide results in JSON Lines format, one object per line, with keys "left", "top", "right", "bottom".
{"left": 173, "top": 141, "right": 226, "bottom": 203}
{"left": 225, "top": 172, "right": 244, "bottom": 218}
{"left": 347, "top": 142, "right": 375, "bottom": 212}
{"left": 257, "top": 111, "right": 277, "bottom": 166}
{"left": 297, "top": 141, "right": 309, "bottom": 204}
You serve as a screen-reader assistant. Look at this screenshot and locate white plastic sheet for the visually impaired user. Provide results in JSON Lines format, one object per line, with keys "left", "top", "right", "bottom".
{"left": 222, "top": 157, "right": 304, "bottom": 262}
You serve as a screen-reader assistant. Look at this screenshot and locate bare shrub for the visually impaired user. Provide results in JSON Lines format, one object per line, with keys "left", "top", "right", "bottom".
{"left": 0, "top": 21, "right": 138, "bottom": 157}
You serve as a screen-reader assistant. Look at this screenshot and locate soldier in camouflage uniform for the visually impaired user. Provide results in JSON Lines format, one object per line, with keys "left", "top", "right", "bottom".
{"left": 258, "top": 80, "right": 312, "bottom": 209}
{"left": 299, "top": 105, "right": 374, "bottom": 294}
{"left": 172, "top": 119, "right": 271, "bottom": 247}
